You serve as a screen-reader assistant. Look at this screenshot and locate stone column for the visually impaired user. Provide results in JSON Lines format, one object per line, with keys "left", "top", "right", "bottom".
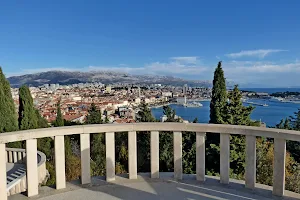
{"left": 174, "top": 131, "right": 182, "bottom": 180}
{"left": 55, "top": 136, "right": 66, "bottom": 189}
{"left": 128, "top": 131, "right": 137, "bottom": 179}
{"left": 245, "top": 135, "right": 256, "bottom": 189}
{"left": 8, "top": 151, "right": 13, "bottom": 163}
{"left": 80, "top": 133, "right": 91, "bottom": 184}
{"left": 220, "top": 133, "right": 230, "bottom": 184}
{"left": 151, "top": 131, "right": 159, "bottom": 178}
{"left": 13, "top": 151, "right": 17, "bottom": 163}
{"left": 106, "top": 132, "right": 115, "bottom": 181}
{"left": 26, "top": 139, "right": 39, "bottom": 197}
{"left": 273, "top": 138, "right": 286, "bottom": 196}
{"left": 0, "top": 144, "right": 7, "bottom": 200}
{"left": 196, "top": 132, "right": 206, "bottom": 182}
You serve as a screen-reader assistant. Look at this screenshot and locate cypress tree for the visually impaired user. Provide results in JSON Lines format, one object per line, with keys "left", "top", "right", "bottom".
{"left": 53, "top": 100, "right": 64, "bottom": 127}
{"left": 86, "top": 103, "right": 105, "bottom": 176}
{"left": 289, "top": 109, "right": 300, "bottom": 130}
{"left": 18, "top": 85, "right": 38, "bottom": 130}
{"left": 136, "top": 103, "right": 155, "bottom": 172}
{"left": 86, "top": 103, "right": 102, "bottom": 124}
{"left": 224, "top": 85, "right": 254, "bottom": 125}
{"left": 137, "top": 103, "right": 155, "bottom": 122}
{"left": 0, "top": 67, "right": 18, "bottom": 133}
{"left": 35, "top": 109, "right": 49, "bottom": 128}
{"left": 209, "top": 61, "right": 227, "bottom": 124}
{"left": 206, "top": 62, "right": 227, "bottom": 174}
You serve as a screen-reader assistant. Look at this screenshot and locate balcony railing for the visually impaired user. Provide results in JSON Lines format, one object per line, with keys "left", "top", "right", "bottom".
{"left": 1, "top": 122, "right": 300, "bottom": 199}
{"left": 5, "top": 148, "right": 47, "bottom": 196}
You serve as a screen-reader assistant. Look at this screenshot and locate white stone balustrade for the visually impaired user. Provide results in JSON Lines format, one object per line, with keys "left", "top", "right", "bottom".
{"left": 5, "top": 147, "right": 47, "bottom": 197}
{"left": 1, "top": 123, "right": 300, "bottom": 200}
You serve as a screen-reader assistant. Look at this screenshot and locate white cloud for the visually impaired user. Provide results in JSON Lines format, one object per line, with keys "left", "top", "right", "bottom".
{"left": 89, "top": 60, "right": 207, "bottom": 76}
{"left": 225, "top": 49, "right": 287, "bottom": 58}
{"left": 223, "top": 60, "right": 300, "bottom": 86}
{"left": 170, "top": 56, "right": 198, "bottom": 64}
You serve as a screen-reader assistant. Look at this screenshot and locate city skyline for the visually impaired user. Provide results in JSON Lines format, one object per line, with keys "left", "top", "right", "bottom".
{"left": 1, "top": 1, "right": 300, "bottom": 87}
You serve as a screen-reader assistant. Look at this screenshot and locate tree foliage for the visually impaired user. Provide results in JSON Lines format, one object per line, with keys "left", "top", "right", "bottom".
{"left": 53, "top": 100, "right": 64, "bottom": 127}
{"left": 0, "top": 67, "right": 18, "bottom": 133}
{"left": 136, "top": 103, "right": 155, "bottom": 172}
{"left": 86, "top": 103, "right": 106, "bottom": 176}
{"left": 36, "top": 109, "right": 49, "bottom": 128}
{"left": 18, "top": 85, "right": 38, "bottom": 130}
{"left": 209, "top": 61, "right": 227, "bottom": 124}
{"left": 223, "top": 85, "right": 254, "bottom": 125}
{"left": 277, "top": 109, "right": 300, "bottom": 163}
{"left": 86, "top": 103, "right": 102, "bottom": 124}
{"left": 137, "top": 103, "right": 155, "bottom": 122}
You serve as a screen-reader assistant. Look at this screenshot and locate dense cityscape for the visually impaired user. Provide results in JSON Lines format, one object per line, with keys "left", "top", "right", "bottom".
{"left": 9, "top": 81, "right": 300, "bottom": 125}
{"left": 10, "top": 83, "right": 211, "bottom": 124}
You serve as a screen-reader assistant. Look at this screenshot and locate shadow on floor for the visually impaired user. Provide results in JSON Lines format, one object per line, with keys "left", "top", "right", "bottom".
{"left": 9, "top": 172, "right": 300, "bottom": 200}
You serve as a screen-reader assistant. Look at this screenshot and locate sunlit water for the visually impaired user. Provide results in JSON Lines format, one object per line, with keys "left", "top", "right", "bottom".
{"left": 151, "top": 100, "right": 300, "bottom": 127}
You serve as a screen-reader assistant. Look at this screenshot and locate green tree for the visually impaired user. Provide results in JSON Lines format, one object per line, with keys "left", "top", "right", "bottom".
{"left": 53, "top": 100, "right": 64, "bottom": 127}
{"left": 105, "top": 115, "right": 109, "bottom": 123}
{"left": 225, "top": 85, "right": 257, "bottom": 177}
{"left": 137, "top": 103, "right": 155, "bottom": 122}
{"left": 276, "top": 118, "right": 290, "bottom": 130}
{"left": 65, "top": 136, "right": 81, "bottom": 181}
{"left": 90, "top": 133, "right": 106, "bottom": 176}
{"left": 290, "top": 109, "right": 300, "bottom": 130}
{"left": 0, "top": 67, "right": 18, "bottom": 133}
{"left": 207, "top": 62, "right": 227, "bottom": 175}
{"left": 223, "top": 85, "right": 254, "bottom": 126}
{"left": 163, "top": 105, "right": 179, "bottom": 122}
{"left": 209, "top": 61, "right": 227, "bottom": 124}
{"left": 35, "top": 109, "right": 49, "bottom": 128}
{"left": 182, "top": 118, "right": 198, "bottom": 174}
{"left": 18, "top": 85, "right": 38, "bottom": 130}
{"left": 284, "top": 118, "right": 290, "bottom": 129}
{"left": 85, "top": 103, "right": 106, "bottom": 176}
{"left": 276, "top": 111, "right": 300, "bottom": 163}
{"left": 86, "top": 103, "right": 102, "bottom": 124}
{"left": 256, "top": 137, "right": 300, "bottom": 193}
{"left": 136, "top": 103, "right": 156, "bottom": 172}
{"left": 159, "top": 105, "right": 178, "bottom": 172}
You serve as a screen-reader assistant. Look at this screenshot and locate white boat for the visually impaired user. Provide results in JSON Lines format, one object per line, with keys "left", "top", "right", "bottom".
{"left": 184, "top": 102, "right": 203, "bottom": 107}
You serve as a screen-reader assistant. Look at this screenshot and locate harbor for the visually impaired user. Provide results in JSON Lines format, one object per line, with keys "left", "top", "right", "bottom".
{"left": 151, "top": 99, "right": 300, "bottom": 127}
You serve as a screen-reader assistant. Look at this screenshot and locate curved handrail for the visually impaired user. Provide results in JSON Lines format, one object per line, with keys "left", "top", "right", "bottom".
{"left": 6, "top": 148, "right": 46, "bottom": 191}
{"left": 0, "top": 123, "right": 300, "bottom": 143}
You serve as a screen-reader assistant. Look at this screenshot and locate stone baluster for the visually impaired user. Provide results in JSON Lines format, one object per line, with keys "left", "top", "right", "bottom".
{"left": 196, "top": 132, "right": 206, "bottom": 182}
{"left": 0, "top": 144, "right": 7, "bottom": 200}
{"left": 13, "top": 151, "right": 17, "bottom": 163}
{"left": 8, "top": 151, "right": 13, "bottom": 163}
{"left": 128, "top": 131, "right": 137, "bottom": 179}
{"left": 220, "top": 133, "right": 230, "bottom": 184}
{"left": 106, "top": 132, "right": 115, "bottom": 181}
{"left": 81, "top": 133, "right": 91, "bottom": 184}
{"left": 273, "top": 138, "right": 286, "bottom": 196}
{"left": 55, "top": 136, "right": 66, "bottom": 189}
{"left": 26, "top": 139, "right": 39, "bottom": 197}
{"left": 245, "top": 135, "right": 256, "bottom": 189}
{"left": 174, "top": 131, "right": 182, "bottom": 180}
{"left": 151, "top": 131, "right": 159, "bottom": 178}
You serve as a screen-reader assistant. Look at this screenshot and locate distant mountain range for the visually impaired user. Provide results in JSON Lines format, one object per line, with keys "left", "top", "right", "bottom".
{"left": 8, "top": 70, "right": 212, "bottom": 88}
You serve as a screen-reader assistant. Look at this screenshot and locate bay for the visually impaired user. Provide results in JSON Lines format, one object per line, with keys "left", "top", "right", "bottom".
{"left": 151, "top": 89, "right": 300, "bottom": 127}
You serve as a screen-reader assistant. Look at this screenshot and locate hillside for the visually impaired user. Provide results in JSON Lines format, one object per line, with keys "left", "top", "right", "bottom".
{"left": 8, "top": 71, "right": 212, "bottom": 88}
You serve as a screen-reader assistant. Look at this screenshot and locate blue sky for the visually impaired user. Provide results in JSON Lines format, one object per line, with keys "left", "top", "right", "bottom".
{"left": 1, "top": 0, "right": 300, "bottom": 87}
